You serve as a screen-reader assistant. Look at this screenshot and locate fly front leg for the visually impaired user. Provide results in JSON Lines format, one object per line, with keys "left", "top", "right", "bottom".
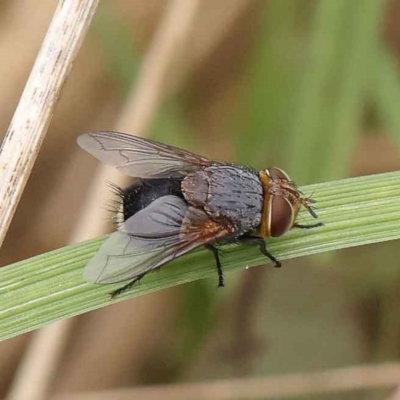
{"left": 238, "top": 236, "right": 281, "bottom": 268}
{"left": 293, "top": 222, "right": 324, "bottom": 229}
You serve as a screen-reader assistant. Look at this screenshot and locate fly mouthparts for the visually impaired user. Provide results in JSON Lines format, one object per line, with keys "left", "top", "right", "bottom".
{"left": 309, "top": 207, "right": 318, "bottom": 219}
{"left": 301, "top": 198, "right": 319, "bottom": 219}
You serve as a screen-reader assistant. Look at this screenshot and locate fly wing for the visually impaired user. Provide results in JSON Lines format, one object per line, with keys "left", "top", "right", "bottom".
{"left": 77, "top": 131, "right": 216, "bottom": 178}
{"left": 83, "top": 195, "right": 234, "bottom": 284}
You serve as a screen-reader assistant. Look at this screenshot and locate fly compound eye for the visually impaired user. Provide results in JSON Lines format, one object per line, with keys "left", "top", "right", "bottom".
{"left": 266, "top": 167, "right": 291, "bottom": 181}
{"left": 270, "top": 195, "right": 295, "bottom": 237}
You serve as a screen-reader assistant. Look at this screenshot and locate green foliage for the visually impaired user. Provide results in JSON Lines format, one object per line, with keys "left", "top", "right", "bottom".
{"left": 238, "top": 0, "right": 390, "bottom": 185}
{"left": 0, "top": 172, "right": 399, "bottom": 342}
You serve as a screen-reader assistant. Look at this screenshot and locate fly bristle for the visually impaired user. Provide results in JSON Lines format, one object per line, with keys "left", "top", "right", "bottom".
{"left": 107, "top": 181, "right": 125, "bottom": 196}
{"left": 113, "top": 212, "right": 125, "bottom": 230}
{"left": 109, "top": 199, "right": 124, "bottom": 208}
{"left": 103, "top": 202, "right": 124, "bottom": 229}
{"left": 104, "top": 181, "right": 127, "bottom": 229}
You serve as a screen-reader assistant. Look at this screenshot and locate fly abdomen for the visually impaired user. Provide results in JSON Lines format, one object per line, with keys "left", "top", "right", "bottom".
{"left": 118, "top": 178, "right": 184, "bottom": 222}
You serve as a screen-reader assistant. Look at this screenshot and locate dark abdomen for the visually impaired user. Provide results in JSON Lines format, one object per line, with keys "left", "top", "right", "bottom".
{"left": 120, "top": 178, "right": 184, "bottom": 221}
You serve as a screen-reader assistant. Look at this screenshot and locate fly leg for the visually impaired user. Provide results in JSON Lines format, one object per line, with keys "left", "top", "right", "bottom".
{"left": 238, "top": 236, "right": 281, "bottom": 268}
{"left": 293, "top": 222, "right": 324, "bottom": 229}
{"left": 205, "top": 244, "right": 224, "bottom": 288}
{"left": 109, "top": 272, "right": 147, "bottom": 299}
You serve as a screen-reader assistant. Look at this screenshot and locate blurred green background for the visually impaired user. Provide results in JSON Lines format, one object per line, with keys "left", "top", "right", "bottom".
{"left": 1, "top": 1, "right": 400, "bottom": 399}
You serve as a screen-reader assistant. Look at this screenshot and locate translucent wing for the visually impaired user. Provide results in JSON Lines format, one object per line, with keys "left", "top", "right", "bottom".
{"left": 77, "top": 131, "right": 216, "bottom": 178}
{"left": 83, "top": 195, "right": 234, "bottom": 284}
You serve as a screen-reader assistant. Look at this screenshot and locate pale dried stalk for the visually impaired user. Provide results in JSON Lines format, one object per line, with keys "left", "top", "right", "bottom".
{"left": 167, "top": 0, "right": 250, "bottom": 94}
{"left": 43, "top": 0, "right": 201, "bottom": 391}
{"left": 3, "top": 1, "right": 99, "bottom": 399}
{"left": 0, "top": 0, "right": 100, "bottom": 247}
{"left": 118, "top": 0, "right": 200, "bottom": 134}
{"left": 6, "top": 1, "right": 202, "bottom": 398}
{"left": 53, "top": 363, "right": 400, "bottom": 400}
{"left": 73, "top": 0, "right": 201, "bottom": 241}
{"left": 6, "top": 320, "right": 74, "bottom": 400}
{"left": 45, "top": 0, "right": 201, "bottom": 390}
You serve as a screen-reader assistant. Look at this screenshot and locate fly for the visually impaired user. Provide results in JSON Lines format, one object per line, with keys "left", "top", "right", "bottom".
{"left": 77, "top": 131, "right": 323, "bottom": 297}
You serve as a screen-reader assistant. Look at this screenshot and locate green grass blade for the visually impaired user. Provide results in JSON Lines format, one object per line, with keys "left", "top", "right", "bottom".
{"left": 236, "top": 0, "right": 299, "bottom": 166}
{"left": 316, "top": 0, "right": 385, "bottom": 181}
{"left": 373, "top": 46, "right": 400, "bottom": 147}
{"left": 287, "top": 0, "right": 348, "bottom": 182}
{"left": 288, "top": 0, "right": 385, "bottom": 183}
{"left": 0, "top": 171, "right": 399, "bottom": 342}
{"left": 92, "top": 5, "right": 139, "bottom": 96}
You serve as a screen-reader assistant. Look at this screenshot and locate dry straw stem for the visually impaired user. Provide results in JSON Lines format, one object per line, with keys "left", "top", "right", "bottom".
{"left": 0, "top": 2, "right": 99, "bottom": 399}
{"left": 52, "top": 363, "right": 400, "bottom": 400}
{"left": 75, "top": 0, "right": 201, "bottom": 242}
{"left": 5, "top": 2, "right": 202, "bottom": 399}
{"left": 0, "top": 0, "right": 100, "bottom": 247}
{"left": 119, "top": 0, "right": 200, "bottom": 136}
{"left": 6, "top": 319, "right": 74, "bottom": 400}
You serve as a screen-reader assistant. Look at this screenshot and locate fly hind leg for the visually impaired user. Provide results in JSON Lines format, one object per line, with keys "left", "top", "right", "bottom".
{"left": 238, "top": 236, "right": 281, "bottom": 268}
{"left": 205, "top": 244, "right": 224, "bottom": 288}
{"left": 109, "top": 272, "right": 147, "bottom": 299}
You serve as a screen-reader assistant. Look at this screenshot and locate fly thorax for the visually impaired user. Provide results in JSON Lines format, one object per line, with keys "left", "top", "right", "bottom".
{"left": 183, "top": 166, "right": 263, "bottom": 233}
{"left": 181, "top": 170, "right": 210, "bottom": 208}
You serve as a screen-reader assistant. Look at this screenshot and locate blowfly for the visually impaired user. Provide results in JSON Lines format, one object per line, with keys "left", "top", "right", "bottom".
{"left": 77, "top": 132, "right": 323, "bottom": 297}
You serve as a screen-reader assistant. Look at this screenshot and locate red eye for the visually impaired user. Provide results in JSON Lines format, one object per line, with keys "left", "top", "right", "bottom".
{"left": 270, "top": 196, "right": 294, "bottom": 237}
{"left": 268, "top": 167, "right": 291, "bottom": 181}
